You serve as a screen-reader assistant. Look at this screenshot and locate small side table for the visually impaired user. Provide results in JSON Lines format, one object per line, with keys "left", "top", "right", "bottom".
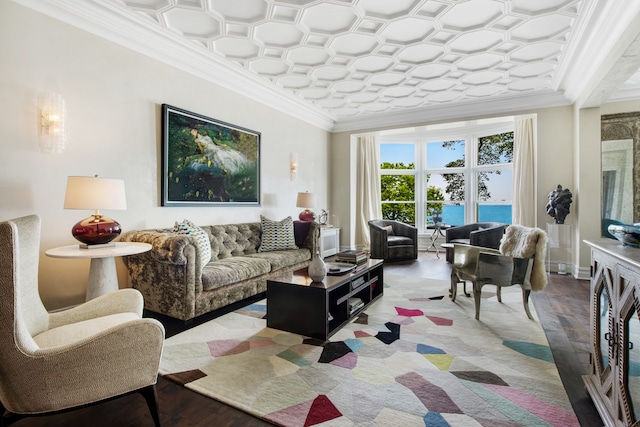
{"left": 426, "top": 224, "right": 451, "bottom": 258}
{"left": 46, "top": 242, "right": 151, "bottom": 301}
{"left": 319, "top": 226, "right": 340, "bottom": 258}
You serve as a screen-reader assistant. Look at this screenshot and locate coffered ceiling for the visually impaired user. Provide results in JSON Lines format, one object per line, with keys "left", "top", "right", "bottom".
{"left": 13, "top": 0, "right": 640, "bottom": 131}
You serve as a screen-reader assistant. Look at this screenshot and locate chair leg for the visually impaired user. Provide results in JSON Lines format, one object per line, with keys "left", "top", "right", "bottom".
{"left": 473, "top": 283, "right": 482, "bottom": 320}
{"left": 462, "top": 282, "right": 470, "bottom": 297}
{"left": 449, "top": 271, "right": 458, "bottom": 302}
{"left": 522, "top": 288, "right": 534, "bottom": 320}
{"left": 139, "top": 384, "right": 162, "bottom": 427}
{"left": 496, "top": 286, "right": 502, "bottom": 302}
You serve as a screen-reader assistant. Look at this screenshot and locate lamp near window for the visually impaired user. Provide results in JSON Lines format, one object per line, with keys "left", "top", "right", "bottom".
{"left": 64, "top": 175, "right": 127, "bottom": 248}
{"left": 296, "top": 191, "right": 316, "bottom": 222}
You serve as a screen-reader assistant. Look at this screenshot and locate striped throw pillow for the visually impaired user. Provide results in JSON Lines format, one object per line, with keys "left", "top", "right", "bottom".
{"left": 174, "top": 219, "right": 212, "bottom": 268}
{"left": 259, "top": 216, "right": 298, "bottom": 252}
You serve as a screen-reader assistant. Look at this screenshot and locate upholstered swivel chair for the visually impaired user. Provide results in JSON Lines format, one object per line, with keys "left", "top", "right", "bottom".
{"left": 444, "top": 222, "right": 506, "bottom": 263}
{"left": 368, "top": 220, "right": 418, "bottom": 261}
{"left": 449, "top": 224, "right": 548, "bottom": 320}
{"left": 0, "top": 215, "right": 165, "bottom": 427}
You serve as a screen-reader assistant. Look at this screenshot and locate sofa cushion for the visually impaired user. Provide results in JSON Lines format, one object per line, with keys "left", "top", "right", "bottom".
{"left": 247, "top": 248, "right": 311, "bottom": 271}
{"left": 259, "top": 216, "right": 298, "bottom": 252}
{"left": 174, "top": 219, "right": 211, "bottom": 268}
{"left": 201, "top": 257, "right": 271, "bottom": 291}
{"left": 208, "top": 223, "right": 261, "bottom": 260}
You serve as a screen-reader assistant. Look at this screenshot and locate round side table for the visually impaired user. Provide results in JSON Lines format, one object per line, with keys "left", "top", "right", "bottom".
{"left": 46, "top": 242, "right": 151, "bottom": 301}
{"left": 426, "top": 223, "right": 451, "bottom": 258}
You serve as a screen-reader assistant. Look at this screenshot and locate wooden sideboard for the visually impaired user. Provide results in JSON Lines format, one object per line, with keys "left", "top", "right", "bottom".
{"left": 584, "top": 239, "right": 640, "bottom": 426}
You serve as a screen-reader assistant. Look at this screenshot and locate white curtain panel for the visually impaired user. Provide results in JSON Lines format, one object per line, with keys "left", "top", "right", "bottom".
{"left": 513, "top": 115, "right": 537, "bottom": 227}
{"left": 356, "top": 135, "right": 382, "bottom": 248}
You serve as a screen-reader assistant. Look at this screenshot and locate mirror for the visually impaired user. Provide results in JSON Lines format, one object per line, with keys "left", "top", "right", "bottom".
{"left": 601, "top": 112, "right": 640, "bottom": 235}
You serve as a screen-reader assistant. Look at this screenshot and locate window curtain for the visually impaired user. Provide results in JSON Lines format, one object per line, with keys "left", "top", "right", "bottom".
{"left": 512, "top": 115, "right": 536, "bottom": 227}
{"left": 356, "top": 135, "right": 382, "bottom": 248}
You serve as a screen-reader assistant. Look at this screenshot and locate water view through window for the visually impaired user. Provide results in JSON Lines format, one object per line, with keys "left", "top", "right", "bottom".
{"left": 380, "top": 126, "right": 513, "bottom": 229}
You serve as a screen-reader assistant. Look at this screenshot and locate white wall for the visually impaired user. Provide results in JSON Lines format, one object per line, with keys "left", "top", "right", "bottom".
{"left": 0, "top": 2, "right": 329, "bottom": 310}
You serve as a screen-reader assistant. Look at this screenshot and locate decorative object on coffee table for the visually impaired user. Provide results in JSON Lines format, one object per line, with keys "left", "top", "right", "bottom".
{"left": 308, "top": 248, "right": 327, "bottom": 282}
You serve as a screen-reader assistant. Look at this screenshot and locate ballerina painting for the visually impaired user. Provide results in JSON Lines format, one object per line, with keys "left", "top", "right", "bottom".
{"left": 162, "top": 104, "right": 260, "bottom": 206}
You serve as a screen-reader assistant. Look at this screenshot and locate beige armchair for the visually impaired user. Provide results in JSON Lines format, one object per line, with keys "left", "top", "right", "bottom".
{"left": 0, "top": 215, "right": 165, "bottom": 426}
{"left": 449, "top": 224, "right": 548, "bottom": 320}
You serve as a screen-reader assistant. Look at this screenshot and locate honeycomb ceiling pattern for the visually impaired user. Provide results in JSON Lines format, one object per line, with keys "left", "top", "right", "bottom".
{"left": 116, "top": 0, "right": 582, "bottom": 121}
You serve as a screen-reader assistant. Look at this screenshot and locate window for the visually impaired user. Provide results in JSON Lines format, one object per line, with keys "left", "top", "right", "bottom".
{"left": 380, "top": 143, "right": 415, "bottom": 224}
{"left": 379, "top": 119, "right": 513, "bottom": 230}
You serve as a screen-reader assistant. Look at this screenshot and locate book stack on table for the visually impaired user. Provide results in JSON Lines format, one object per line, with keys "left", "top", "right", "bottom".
{"left": 335, "top": 250, "right": 368, "bottom": 265}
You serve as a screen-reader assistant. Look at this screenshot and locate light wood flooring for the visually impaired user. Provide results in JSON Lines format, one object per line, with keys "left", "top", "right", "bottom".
{"left": 10, "top": 251, "right": 601, "bottom": 426}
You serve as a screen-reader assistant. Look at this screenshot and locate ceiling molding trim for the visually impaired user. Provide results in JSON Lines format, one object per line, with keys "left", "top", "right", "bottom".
{"left": 559, "top": 0, "right": 640, "bottom": 104}
{"left": 331, "top": 91, "right": 571, "bottom": 134}
{"left": 607, "top": 87, "right": 640, "bottom": 105}
{"left": 552, "top": 0, "right": 599, "bottom": 93}
{"left": 11, "top": 0, "right": 337, "bottom": 131}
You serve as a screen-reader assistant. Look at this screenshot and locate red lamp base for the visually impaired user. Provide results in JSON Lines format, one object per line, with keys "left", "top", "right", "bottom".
{"left": 298, "top": 209, "right": 316, "bottom": 222}
{"left": 71, "top": 214, "right": 122, "bottom": 246}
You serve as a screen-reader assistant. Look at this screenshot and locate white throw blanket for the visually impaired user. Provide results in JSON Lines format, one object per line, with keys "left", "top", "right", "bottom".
{"left": 499, "top": 224, "right": 548, "bottom": 291}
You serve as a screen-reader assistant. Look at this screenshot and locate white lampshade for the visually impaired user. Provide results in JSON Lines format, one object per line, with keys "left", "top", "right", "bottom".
{"left": 64, "top": 175, "right": 127, "bottom": 211}
{"left": 296, "top": 192, "right": 315, "bottom": 208}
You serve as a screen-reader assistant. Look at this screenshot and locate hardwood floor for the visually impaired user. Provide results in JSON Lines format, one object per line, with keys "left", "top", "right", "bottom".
{"left": 11, "top": 252, "right": 601, "bottom": 427}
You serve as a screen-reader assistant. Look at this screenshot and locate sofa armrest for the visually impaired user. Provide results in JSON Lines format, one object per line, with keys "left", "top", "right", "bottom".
{"left": 303, "top": 222, "right": 321, "bottom": 257}
{"left": 119, "top": 230, "right": 203, "bottom": 320}
{"left": 120, "top": 230, "right": 200, "bottom": 266}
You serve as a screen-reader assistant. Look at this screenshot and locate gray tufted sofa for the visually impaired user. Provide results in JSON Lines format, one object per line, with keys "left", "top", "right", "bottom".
{"left": 120, "top": 221, "right": 319, "bottom": 321}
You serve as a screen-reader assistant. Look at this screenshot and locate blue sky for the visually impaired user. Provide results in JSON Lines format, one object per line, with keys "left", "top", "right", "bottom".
{"left": 380, "top": 142, "right": 512, "bottom": 201}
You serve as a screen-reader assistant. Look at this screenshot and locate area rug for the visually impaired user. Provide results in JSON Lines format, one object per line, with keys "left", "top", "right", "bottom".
{"left": 160, "top": 274, "right": 579, "bottom": 427}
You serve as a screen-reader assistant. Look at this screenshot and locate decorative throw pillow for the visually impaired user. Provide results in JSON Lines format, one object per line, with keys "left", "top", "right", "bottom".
{"left": 259, "top": 215, "right": 298, "bottom": 252}
{"left": 174, "top": 219, "right": 212, "bottom": 268}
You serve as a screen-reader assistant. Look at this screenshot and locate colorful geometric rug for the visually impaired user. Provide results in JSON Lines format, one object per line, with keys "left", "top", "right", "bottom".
{"left": 160, "top": 274, "right": 579, "bottom": 426}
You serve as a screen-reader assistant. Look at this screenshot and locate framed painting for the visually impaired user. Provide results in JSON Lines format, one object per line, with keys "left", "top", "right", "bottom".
{"left": 161, "top": 104, "right": 260, "bottom": 206}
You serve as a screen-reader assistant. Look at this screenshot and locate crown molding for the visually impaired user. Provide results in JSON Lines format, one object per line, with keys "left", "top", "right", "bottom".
{"left": 11, "top": 0, "right": 337, "bottom": 131}
{"left": 331, "top": 90, "right": 571, "bottom": 133}
{"left": 559, "top": 0, "right": 640, "bottom": 104}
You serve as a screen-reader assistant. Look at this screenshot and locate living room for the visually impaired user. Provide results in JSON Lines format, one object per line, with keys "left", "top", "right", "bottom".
{"left": 4, "top": 0, "right": 640, "bottom": 425}
{"left": 4, "top": 0, "right": 640, "bottom": 311}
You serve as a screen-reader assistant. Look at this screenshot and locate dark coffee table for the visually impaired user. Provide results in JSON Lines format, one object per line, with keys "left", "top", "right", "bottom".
{"left": 266, "top": 258, "right": 384, "bottom": 340}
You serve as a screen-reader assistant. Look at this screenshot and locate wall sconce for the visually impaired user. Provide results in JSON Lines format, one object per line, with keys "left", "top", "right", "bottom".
{"left": 38, "top": 92, "right": 66, "bottom": 154}
{"left": 290, "top": 153, "right": 298, "bottom": 181}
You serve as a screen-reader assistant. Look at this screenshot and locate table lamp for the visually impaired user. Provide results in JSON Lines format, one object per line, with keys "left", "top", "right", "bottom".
{"left": 64, "top": 175, "right": 127, "bottom": 248}
{"left": 296, "top": 191, "right": 316, "bottom": 221}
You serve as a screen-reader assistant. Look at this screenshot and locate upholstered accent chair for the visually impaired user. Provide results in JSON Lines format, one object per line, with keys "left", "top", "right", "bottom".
{"left": 368, "top": 220, "right": 418, "bottom": 261}
{"left": 0, "top": 215, "right": 165, "bottom": 427}
{"left": 449, "top": 224, "right": 548, "bottom": 321}
{"left": 444, "top": 222, "right": 506, "bottom": 263}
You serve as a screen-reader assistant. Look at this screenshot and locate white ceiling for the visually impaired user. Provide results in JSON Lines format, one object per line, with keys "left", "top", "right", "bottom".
{"left": 13, "top": 0, "right": 640, "bottom": 132}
